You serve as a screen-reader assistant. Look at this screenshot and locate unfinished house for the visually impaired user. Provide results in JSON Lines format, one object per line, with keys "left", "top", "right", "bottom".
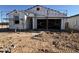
{"left": 7, "top": 5, "right": 67, "bottom": 30}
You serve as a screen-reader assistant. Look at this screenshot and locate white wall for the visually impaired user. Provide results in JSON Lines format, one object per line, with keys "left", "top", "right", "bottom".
{"left": 8, "top": 11, "right": 26, "bottom": 29}
{"left": 67, "top": 16, "right": 79, "bottom": 30}
{"left": 8, "top": 11, "right": 36, "bottom": 30}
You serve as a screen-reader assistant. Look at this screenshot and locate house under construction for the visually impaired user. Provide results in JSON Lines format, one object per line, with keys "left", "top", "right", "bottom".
{"left": 6, "top": 5, "right": 67, "bottom": 30}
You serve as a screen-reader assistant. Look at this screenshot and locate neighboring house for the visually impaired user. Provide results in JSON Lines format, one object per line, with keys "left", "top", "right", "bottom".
{"left": 7, "top": 5, "right": 68, "bottom": 30}
{"left": 67, "top": 14, "right": 79, "bottom": 30}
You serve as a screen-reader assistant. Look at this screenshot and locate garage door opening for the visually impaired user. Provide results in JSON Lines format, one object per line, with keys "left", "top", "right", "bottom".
{"left": 37, "top": 19, "right": 61, "bottom": 30}
{"left": 48, "top": 19, "right": 61, "bottom": 30}
{"left": 37, "top": 19, "right": 47, "bottom": 29}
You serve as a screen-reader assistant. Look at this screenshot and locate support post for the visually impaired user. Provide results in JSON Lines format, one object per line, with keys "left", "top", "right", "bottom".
{"left": 46, "top": 9, "right": 49, "bottom": 30}
{"left": 24, "top": 15, "right": 27, "bottom": 29}
{"left": 33, "top": 18, "right": 37, "bottom": 29}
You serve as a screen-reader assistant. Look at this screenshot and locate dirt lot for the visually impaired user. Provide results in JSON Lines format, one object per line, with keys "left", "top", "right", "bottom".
{"left": 0, "top": 31, "right": 79, "bottom": 53}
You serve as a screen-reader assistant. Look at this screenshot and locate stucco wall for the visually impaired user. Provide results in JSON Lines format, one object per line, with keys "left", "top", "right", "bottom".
{"left": 8, "top": 11, "right": 26, "bottom": 29}
{"left": 67, "top": 16, "right": 79, "bottom": 30}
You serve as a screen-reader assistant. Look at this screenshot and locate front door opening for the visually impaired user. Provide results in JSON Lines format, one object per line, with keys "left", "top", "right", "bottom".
{"left": 29, "top": 17, "right": 33, "bottom": 29}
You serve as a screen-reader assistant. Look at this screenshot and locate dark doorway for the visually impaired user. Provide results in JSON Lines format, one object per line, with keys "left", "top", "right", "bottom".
{"left": 14, "top": 20, "right": 19, "bottom": 24}
{"left": 48, "top": 19, "right": 61, "bottom": 30}
{"left": 29, "top": 17, "right": 33, "bottom": 29}
{"left": 37, "top": 19, "right": 47, "bottom": 29}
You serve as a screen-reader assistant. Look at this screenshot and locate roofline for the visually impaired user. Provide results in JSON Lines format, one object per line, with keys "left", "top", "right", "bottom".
{"left": 7, "top": 9, "right": 17, "bottom": 15}
{"left": 26, "top": 5, "right": 67, "bottom": 16}
{"left": 7, "top": 5, "right": 67, "bottom": 16}
{"left": 32, "top": 16, "right": 68, "bottom": 18}
{"left": 69, "top": 14, "right": 79, "bottom": 18}
{"left": 7, "top": 10, "right": 36, "bottom": 16}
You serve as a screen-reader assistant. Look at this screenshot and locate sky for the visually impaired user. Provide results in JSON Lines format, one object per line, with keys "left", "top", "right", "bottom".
{"left": 0, "top": 5, "right": 79, "bottom": 16}
{"left": 0, "top": 5, "right": 79, "bottom": 22}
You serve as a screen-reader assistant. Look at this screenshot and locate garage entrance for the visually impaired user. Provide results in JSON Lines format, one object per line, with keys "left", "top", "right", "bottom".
{"left": 37, "top": 19, "right": 61, "bottom": 30}
{"left": 37, "top": 19, "right": 47, "bottom": 29}
{"left": 48, "top": 19, "right": 61, "bottom": 30}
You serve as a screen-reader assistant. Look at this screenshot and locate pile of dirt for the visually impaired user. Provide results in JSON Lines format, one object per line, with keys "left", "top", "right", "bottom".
{"left": 0, "top": 31, "right": 79, "bottom": 53}
{"left": 31, "top": 31, "right": 79, "bottom": 53}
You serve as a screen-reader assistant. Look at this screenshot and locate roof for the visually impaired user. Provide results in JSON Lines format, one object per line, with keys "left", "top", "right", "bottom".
{"left": 70, "top": 14, "right": 79, "bottom": 18}
{"left": 6, "top": 10, "right": 25, "bottom": 15}
{"left": 7, "top": 5, "right": 67, "bottom": 16}
{"left": 27, "top": 5, "right": 66, "bottom": 16}
{"left": 7, "top": 9, "right": 35, "bottom": 16}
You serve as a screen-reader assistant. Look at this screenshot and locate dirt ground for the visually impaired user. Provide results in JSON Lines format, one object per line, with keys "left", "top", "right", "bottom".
{"left": 0, "top": 31, "right": 79, "bottom": 53}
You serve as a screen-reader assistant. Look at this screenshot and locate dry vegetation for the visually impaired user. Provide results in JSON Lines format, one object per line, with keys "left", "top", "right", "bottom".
{"left": 0, "top": 31, "right": 79, "bottom": 53}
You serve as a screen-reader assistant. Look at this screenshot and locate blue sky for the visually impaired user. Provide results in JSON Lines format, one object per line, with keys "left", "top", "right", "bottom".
{"left": 0, "top": 5, "right": 79, "bottom": 16}
{"left": 0, "top": 5, "right": 79, "bottom": 22}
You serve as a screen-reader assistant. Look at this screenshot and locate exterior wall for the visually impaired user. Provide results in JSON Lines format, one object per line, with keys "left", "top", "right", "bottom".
{"left": 9, "top": 14, "right": 66, "bottom": 30}
{"left": 8, "top": 11, "right": 35, "bottom": 30}
{"left": 9, "top": 20, "right": 14, "bottom": 29}
{"left": 9, "top": 19, "right": 24, "bottom": 29}
{"left": 8, "top": 11, "right": 26, "bottom": 29}
{"left": 67, "top": 16, "right": 79, "bottom": 30}
{"left": 61, "top": 18, "right": 67, "bottom": 30}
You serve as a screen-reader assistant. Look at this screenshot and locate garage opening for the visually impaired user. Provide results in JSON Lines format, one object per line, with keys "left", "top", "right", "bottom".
{"left": 48, "top": 19, "right": 61, "bottom": 30}
{"left": 37, "top": 19, "right": 61, "bottom": 30}
{"left": 37, "top": 19, "right": 47, "bottom": 29}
